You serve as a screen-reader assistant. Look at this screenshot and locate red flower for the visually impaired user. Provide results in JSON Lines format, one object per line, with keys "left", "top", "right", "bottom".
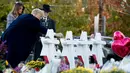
{"left": 96, "top": 64, "right": 100, "bottom": 68}
{"left": 35, "top": 68, "right": 40, "bottom": 71}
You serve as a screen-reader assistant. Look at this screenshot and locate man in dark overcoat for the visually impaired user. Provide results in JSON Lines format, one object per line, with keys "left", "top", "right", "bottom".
{"left": 40, "top": 4, "right": 56, "bottom": 32}
{"left": 1, "top": 8, "right": 47, "bottom": 68}
{"left": 34, "top": 4, "right": 56, "bottom": 60}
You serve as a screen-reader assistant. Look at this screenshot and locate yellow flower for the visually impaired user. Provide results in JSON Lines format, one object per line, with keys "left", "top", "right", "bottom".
{"left": 112, "top": 66, "right": 118, "bottom": 71}
{"left": 61, "top": 66, "right": 93, "bottom": 73}
{"left": 5, "top": 60, "right": 8, "bottom": 66}
{"left": 26, "top": 60, "right": 45, "bottom": 69}
{"left": 85, "top": 68, "right": 93, "bottom": 73}
{"left": 100, "top": 67, "right": 126, "bottom": 73}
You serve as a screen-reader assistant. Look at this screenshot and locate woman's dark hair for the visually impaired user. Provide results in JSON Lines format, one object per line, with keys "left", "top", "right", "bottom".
{"left": 11, "top": 2, "right": 24, "bottom": 17}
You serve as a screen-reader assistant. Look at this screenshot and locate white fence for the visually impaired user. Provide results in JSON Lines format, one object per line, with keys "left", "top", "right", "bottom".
{"left": 40, "top": 29, "right": 106, "bottom": 70}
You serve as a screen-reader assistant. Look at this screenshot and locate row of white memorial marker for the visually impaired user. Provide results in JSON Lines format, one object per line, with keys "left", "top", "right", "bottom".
{"left": 40, "top": 29, "right": 106, "bottom": 69}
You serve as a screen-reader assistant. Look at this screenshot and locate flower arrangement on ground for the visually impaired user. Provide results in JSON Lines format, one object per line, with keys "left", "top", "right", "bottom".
{"left": 58, "top": 57, "right": 70, "bottom": 72}
{"left": 26, "top": 60, "right": 45, "bottom": 71}
{"left": 2, "top": 60, "right": 17, "bottom": 73}
{"left": 100, "top": 67, "right": 126, "bottom": 73}
{"left": 61, "top": 67, "right": 93, "bottom": 73}
{"left": 58, "top": 57, "right": 84, "bottom": 72}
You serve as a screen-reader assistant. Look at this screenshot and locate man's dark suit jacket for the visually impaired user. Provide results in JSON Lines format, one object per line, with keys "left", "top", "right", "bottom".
{"left": 1, "top": 14, "right": 47, "bottom": 68}
{"left": 40, "top": 17, "right": 56, "bottom": 32}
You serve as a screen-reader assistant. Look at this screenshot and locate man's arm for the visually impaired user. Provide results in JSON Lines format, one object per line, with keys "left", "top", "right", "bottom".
{"left": 39, "top": 23, "right": 47, "bottom": 35}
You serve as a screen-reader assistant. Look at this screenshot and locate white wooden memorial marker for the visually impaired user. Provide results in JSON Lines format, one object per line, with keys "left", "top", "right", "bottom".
{"left": 60, "top": 31, "right": 76, "bottom": 69}
{"left": 76, "top": 31, "right": 93, "bottom": 68}
{"left": 92, "top": 33, "right": 106, "bottom": 66}
{"left": 40, "top": 29, "right": 59, "bottom": 63}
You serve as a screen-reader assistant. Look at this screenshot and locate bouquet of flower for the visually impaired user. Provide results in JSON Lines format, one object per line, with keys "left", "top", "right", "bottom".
{"left": 0, "top": 40, "right": 7, "bottom": 60}
{"left": 58, "top": 62, "right": 69, "bottom": 72}
{"left": 58, "top": 57, "right": 69, "bottom": 72}
{"left": 26, "top": 60, "right": 45, "bottom": 71}
{"left": 100, "top": 67, "right": 126, "bottom": 73}
{"left": 0, "top": 60, "right": 6, "bottom": 72}
{"left": 3, "top": 68, "right": 17, "bottom": 73}
{"left": 14, "top": 62, "right": 25, "bottom": 73}
{"left": 58, "top": 57, "right": 84, "bottom": 72}
{"left": 61, "top": 67, "right": 93, "bottom": 73}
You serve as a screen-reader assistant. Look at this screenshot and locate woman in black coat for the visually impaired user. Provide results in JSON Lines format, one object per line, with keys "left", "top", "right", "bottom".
{"left": 1, "top": 8, "right": 47, "bottom": 68}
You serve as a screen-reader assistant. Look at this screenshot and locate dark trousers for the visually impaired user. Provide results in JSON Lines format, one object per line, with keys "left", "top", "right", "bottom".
{"left": 33, "top": 39, "right": 43, "bottom": 60}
